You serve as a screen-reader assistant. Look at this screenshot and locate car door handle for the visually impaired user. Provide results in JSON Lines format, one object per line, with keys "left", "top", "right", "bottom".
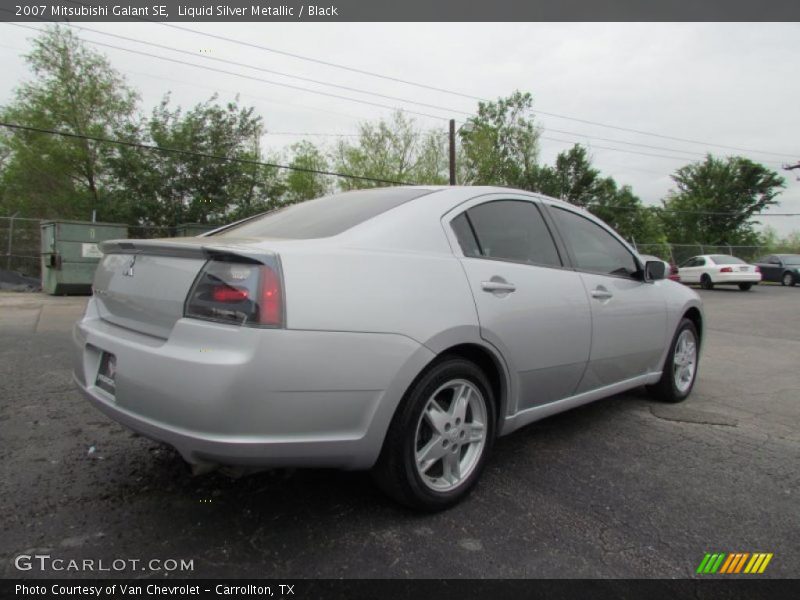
{"left": 591, "top": 287, "right": 613, "bottom": 300}
{"left": 481, "top": 280, "right": 516, "bottom": 293}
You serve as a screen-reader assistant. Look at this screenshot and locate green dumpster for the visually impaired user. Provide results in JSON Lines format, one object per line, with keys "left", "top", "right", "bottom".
{"left": 174, "top": 223, "right": 215, "bottom": 237}
{"left": 40, "top": 220, "right": 128, "bottom": 295}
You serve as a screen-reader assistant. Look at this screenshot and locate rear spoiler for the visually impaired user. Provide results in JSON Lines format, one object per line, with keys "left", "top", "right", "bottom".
{"left": 98, "top": 238, "right": 275, "bottom": 265}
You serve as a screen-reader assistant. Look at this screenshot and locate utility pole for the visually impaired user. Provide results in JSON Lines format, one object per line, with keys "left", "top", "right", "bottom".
{"left": 783, "top": 162, "right": 800, "bottom": 180}
{"left": 449, "top": 119, "right": 456, "bottom": 186}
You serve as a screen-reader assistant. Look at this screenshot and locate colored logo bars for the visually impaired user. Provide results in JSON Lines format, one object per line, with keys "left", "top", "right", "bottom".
{"left": 696, "top": 552, "right": 773, "bottom": 574}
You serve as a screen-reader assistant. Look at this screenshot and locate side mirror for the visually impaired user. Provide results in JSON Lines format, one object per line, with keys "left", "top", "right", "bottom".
{"left": 644, "top": 260, "right": 666, "bottom": 282}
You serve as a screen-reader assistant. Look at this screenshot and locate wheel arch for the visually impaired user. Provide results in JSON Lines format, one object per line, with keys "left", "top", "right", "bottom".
{"left": 431, "top": 342, "right": 509, "bottom": 426}
{"left": 683, "top": 306, "right": 703, "bottom": 347}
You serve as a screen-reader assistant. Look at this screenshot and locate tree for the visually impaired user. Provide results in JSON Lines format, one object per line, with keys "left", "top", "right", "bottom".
{"left": 660, "top": 155, "right": 785, "bottom": 245}
{"left": 111, "top": 95, "right": 267, "bottom": 227}
{"left": 284, "top": 141, "right": 331, "bottom": 204}
{"left": 526, "top": 144, "right": 599, "bottom": 207}
{"left": 459, "top": 91, "right": 540, "bottom": 188}
{"left": 0, "top": 25, "right": 138, "bottom": 219}
{"left": 526, "top": 143, "right": 665, "bottom": 246}
{"left": 333, "top": 111, "right": 448, "bottom": 189}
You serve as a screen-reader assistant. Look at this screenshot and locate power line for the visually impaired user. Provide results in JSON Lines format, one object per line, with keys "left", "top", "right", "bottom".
{"left": 4, "top": 22, "right": 451, "bottom": 123}
{"left": 5, "top": 21, "right": 790, "bottom": 167}
{"left": 134, "top": 19, "right": 797, "bottom": 159}
{"left": 28, "top": 4, "right": 798, "bottom": 159}
{"left": 541, "top": 136, "right": 698, "bottom": 162}
{"left": 5, "top": 121, "right": 798, "bottom": 218}
{"left": 267, "top": 132, "right": 360, "bottom": 137}
{"left": 7, "top": 17, "right": 746, "bottom": 161}
{"left": 56, "top": 22, "right": 474, "bottom": 118}
{"left": 0, "top": 121, "right": 416, "bottom": 186}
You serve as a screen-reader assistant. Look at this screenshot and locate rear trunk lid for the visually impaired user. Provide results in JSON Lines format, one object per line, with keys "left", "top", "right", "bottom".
{"left": 93, "top": 237, "right": 270, "bottom": 339}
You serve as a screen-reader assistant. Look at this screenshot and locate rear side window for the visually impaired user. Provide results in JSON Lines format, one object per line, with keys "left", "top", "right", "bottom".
{"left": 213, "top": 188, "right": 434, "bottom": 239}
{"left": 451, "top": 213, "right": 481, "bottom": 257}
{"left": 710, "top": 255, "right": 745, "bottom": 265}
{"left": 452, "top": 200, "right": 562, "bottom": 267}
{"left": 552, "top": 207, "right": 638, "bottom": 277}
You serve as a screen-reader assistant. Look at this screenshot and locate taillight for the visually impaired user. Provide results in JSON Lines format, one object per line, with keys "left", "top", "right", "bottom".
{"left": 670, "top": 264, "right": 679, "bottom": 275}
{"left": 720, "top": 267, "right": 733, "bottom": 273}
{"left": 185, "top": 258, "right": 284, "bottom": 327}
{"left": 755, "top": 266, "right": 761, "bottom": 273}
{"left": 259, "top": 264, "right": 282, "bottom": 326}
{"left": 212, "top": 285, "right": 249, "bottom": 303}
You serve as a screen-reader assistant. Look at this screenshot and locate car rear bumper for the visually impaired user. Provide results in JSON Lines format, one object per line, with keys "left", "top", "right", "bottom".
{"left": 712, "top": 272, "right": 762, "bottom": 284}
{"left": 73, "top": 298, "right": 433, "bottom": 470}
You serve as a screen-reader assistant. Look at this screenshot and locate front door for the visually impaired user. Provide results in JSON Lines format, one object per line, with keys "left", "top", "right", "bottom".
{"left": 548, "top": 206, "right": 668, "bottom": 392}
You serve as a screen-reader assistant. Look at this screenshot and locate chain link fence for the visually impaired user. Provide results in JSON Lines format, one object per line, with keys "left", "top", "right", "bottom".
{"left": 0, "top": 216, "right": 42, "bottom": 278}
{"left": 632, "top": 243, "right": 781, "bottom": 266}
{"left": 2, "top": 215, "right": 798, "bottom": 281}
{"left": 0, "top": 218, "right": 201, "bottom": 281}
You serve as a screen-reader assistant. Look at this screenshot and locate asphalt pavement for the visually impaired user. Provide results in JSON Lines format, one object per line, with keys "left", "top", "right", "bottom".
{"left": 0, "top": 284, "right": 798, "bottom": 579}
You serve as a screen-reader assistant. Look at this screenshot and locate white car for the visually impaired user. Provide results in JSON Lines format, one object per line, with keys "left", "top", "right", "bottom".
{"left": 678, "top": 254, "right": 761, "bottom": 291}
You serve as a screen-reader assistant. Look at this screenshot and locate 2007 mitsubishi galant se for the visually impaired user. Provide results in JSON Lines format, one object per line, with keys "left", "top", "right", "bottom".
{"left": 74, "top": 186, "right": 703, "bottom": 510}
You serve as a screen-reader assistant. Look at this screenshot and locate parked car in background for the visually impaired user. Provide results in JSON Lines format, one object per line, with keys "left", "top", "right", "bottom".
{"left": 74, "top": 186, "right": 704, "bottom": 510}
{"left": 678, "top": 254, "right": 761, "bottom": 291}
{"left": 754, "top": 254, "right": 800, "bottom": 287}
{"left": 640, "top": 254, "right": 680, "bottom": 282}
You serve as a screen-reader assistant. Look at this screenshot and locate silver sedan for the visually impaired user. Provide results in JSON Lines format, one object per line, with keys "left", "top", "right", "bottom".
{"left": 73, "top": 186, "right": 703, "bottom": 510}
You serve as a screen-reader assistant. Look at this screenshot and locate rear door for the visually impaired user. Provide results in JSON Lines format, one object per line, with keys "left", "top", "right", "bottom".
{"left": 757, "top": 255, "right": 781, "bottom": 282}
{"left": 547, "top": 205, "right": 668, "bottom": 392}
{"left": 445, "top": 195, "right": 591, "bottom": 413}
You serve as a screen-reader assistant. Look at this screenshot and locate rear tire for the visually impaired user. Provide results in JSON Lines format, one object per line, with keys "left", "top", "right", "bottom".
{"left": 700, "top": 274, "right": 714, "bottom": 290}
{"left": 372, "top": 358, "right": 496, "bottom": 511}
{"left": 738, "top": 283, "right": 752, "bottom": 291}
{"left": 782, "top": 272, "right": 796, "bottom": 287}
{"left": 648, "top": 318, "right": 699, "bottom": 404}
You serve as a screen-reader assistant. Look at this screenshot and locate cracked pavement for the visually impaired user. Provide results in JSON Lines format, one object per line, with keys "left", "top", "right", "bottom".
{"left": 0, "top": 285, "right": 797, "bottom": 578}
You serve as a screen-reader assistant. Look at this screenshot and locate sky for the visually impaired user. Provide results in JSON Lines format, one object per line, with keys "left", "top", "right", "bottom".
{"left": 1, "top": 21, "right": 799, "bottom": 237}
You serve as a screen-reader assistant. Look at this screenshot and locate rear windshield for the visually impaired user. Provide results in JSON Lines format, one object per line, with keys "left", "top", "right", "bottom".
{"left": 213, "top": 187, "right": 434, "bottom": 239}
{"left": 782, "top": 255, "right": 800, "bottom": 265}
{"left": 710, "top": 255, "right": 746, "bottom": 265}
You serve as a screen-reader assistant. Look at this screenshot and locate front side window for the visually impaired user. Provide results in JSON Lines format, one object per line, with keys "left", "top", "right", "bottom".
{"left": 552, "top": 208, "right": 638, "bottom": 277}
{"left": 452, "top": 200, "right": 562, "bottom": 267}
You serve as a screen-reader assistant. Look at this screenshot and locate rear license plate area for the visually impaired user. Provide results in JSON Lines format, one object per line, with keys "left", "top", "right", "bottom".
{"left": 95, "top": 352, "right": 117, "bottom": 396}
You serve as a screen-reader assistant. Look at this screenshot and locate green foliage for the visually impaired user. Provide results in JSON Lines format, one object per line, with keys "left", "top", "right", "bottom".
{"left": 660, "top": 155, "right": 785, "bottom": 246}
{"left": 0, "top": 25, "right": 138, "bottom": 219}
{"left": 526, "top": 144, "right": 665, "bottom": 245}
{"left": 284, "top": 141, "right": 331, "bottom": 204}
{"left": 459, "top": 91, "right": 540, "bottom": 188}
{"left": 2, "top": 27, "right": 796, "bottom": 252}
{"left": 110, "top": 95, "right": 270, "bottom": 227}
{"left": 759, "top": 225, "right": 800, "bottom": 254}
{"left": 333, "top": 112, "right": 448, "bottom": 189}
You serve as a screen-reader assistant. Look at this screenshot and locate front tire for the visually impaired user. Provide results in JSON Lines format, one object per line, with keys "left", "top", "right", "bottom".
{"left": 738, "top": 283, "right": 752, "bottom": 291}
{"left": 648, "top": 318, "right": 699, "bottom": 403}
{"left": 700, "top": 274, "right": 714, "bottom": 290}
{"left": 782, "top": 272, "right": 796, "bottom": 287}
{"left": 372, "top": 358, "right": 496, "bottom": 511}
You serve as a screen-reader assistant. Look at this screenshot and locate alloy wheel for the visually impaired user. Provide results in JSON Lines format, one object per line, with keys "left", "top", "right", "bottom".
{"left": 673, "top": 329, "right": 698, "bottom": 394}
{"left": 414, "top": 379, "right": 488, "bottom": 492}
